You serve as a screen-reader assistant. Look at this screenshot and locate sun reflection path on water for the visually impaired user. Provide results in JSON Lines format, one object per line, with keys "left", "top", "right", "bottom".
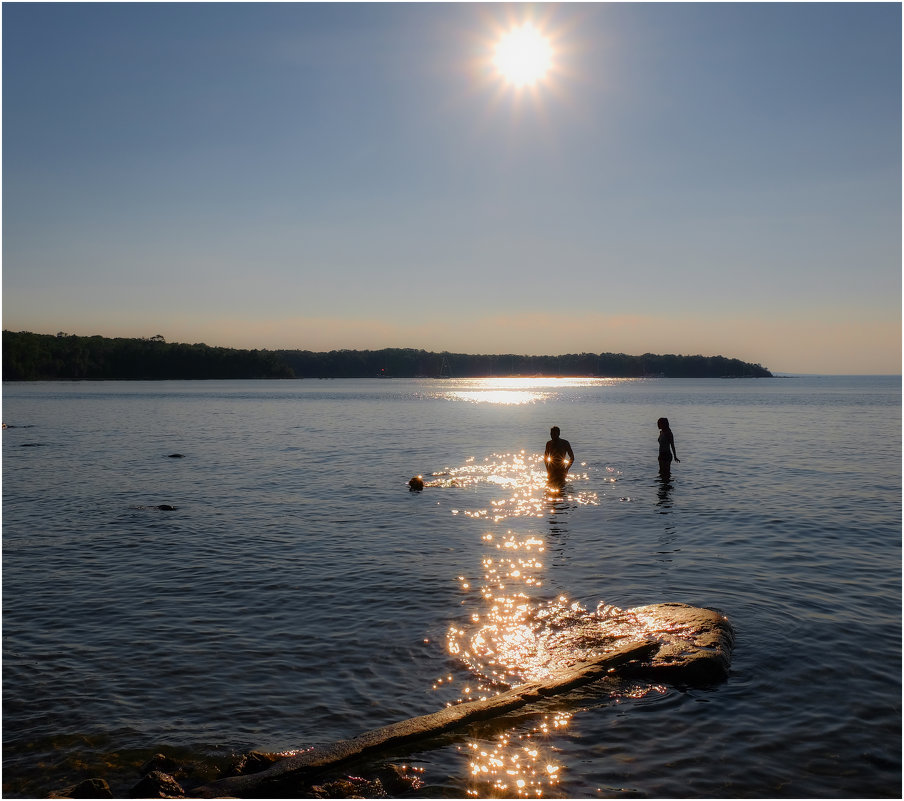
{"left": 446, "top": 390, "right": 544, "bottom": 405}
{"left": 426, "top": 377, "right": 638, "bottom": 407}
{"left": 461, "top": 712, "right": 571, "bottom": 798}
{"left": 427, "top": 449, "right": 667, "bottom": 796}
{"left": 426, "top": 451, "right": 600, "bottom": 523}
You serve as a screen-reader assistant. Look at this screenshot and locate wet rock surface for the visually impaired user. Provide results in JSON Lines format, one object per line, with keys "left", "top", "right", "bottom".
{"left": 129, "top": 770, "right": 186, "bottom": 798}
{"left": 309, "top": 765, "right": 424, "bottom": 798}
{"left": 598, "top": 602, "right": 734, "bottom": 683}
{"left": 139, "top": 754, "right": 182, "bottom": 776}
{"left": 459, "top": 596, "right": 734, "bottom": 688}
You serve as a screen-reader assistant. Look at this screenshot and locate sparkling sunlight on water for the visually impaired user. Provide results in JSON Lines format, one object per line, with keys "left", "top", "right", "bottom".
{"left": 428, "top": 440, "right": 667, "bottom": 797}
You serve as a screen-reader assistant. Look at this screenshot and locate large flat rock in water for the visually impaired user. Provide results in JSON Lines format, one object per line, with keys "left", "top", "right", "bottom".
{"left": 611, "top": 602, "right": 734, "bottom": 683}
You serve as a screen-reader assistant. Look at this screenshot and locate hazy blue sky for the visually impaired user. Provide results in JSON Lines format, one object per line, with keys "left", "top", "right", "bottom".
{"left": 3, "top": 2, "right": 901, "bottom": 373}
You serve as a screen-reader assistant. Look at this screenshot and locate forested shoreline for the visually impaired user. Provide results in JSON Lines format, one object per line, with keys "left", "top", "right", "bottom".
{"left": 2, "top": 330, "right": 773, "bottom": 380}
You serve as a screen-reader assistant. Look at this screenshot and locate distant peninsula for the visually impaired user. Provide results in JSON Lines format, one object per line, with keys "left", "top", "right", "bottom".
{"left": 2, "top": 331, "right": 773, "bottom": 381}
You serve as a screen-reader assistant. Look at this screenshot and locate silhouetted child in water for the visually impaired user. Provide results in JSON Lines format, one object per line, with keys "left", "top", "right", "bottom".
{"left": 657, "top": 417, "right": 680, "bottom": 478}
{"left": 544, "top": 426, "right": 575, "bottom": 486}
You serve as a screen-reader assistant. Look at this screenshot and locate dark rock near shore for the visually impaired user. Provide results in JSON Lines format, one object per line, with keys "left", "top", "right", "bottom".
{"left": 372, "top": 764, "right": 425, "bottom": 795}
{"left": 49, "top": 777, "right": 113, "bottom": 798}
{"left": 129, "top": 770, "right": 186, "bottom": 798}
{"left": 307, "top": 764, "right": 424, "bottom": 798}
{"left": 309, "top": 776, "right": 388, "bottom": 798}
{"left": 139, "top": 754, "right": 182, "bottom": 777}
{"left": 228, "top": 750, "right": 282, "bottom": 776}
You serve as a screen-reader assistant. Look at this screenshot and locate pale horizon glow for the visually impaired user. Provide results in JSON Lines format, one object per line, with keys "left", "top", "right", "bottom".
{"left": 2, "top": 3, "right": 900, "bottom": 375}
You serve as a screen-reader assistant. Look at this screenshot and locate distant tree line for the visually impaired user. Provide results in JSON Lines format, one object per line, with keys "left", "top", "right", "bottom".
{"left": 2, "top": 331, "right": 292, "bottom": 380}
{"left": 276, "top": 348, "right": 772, "bottom": 378}
{"left": 2, "top": 331, "right": 772, "bottom": 381}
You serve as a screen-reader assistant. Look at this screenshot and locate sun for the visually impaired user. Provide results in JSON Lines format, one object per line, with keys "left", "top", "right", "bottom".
{"left": 493, "top": 24, "right": 553, "bottom": 87}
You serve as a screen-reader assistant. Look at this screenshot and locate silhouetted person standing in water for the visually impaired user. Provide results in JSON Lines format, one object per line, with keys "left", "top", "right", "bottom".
{"left": 657, "top": 417, "right": 680, "bottom": 478}
{"left": 544, "top": 426, "right": 575, "bottom": 486}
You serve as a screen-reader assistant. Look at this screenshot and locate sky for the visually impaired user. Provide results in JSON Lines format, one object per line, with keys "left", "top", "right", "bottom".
{"left": 2, "top": 2, "right": 901, "bottom": 374}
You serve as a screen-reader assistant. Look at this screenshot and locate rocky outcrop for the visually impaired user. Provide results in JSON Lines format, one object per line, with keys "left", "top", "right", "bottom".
{"left": 129, "top": 770, "right": 186, "bottom": 798}
{"left": 602, "top": 602, "right": 734, "bottom": 684}
{"left": 309, "top": 765, "right": 424, "bottom": 798}
{"left": 139, "top": 754, "right": 181, "bottom": 776}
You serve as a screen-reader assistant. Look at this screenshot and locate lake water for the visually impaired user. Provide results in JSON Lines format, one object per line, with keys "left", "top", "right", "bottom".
{"left": 2, "top": 376, "right": 901, "bottom": 798}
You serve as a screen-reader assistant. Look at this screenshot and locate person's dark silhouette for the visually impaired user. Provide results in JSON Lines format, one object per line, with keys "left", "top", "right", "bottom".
{"left": 544, "top": 426, "right": 574, "bottom": 486}
{"left": 657, "top": 417, "right": 680, "bottom": 478}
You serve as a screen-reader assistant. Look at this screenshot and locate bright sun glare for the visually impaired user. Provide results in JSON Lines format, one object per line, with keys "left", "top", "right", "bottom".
{"left": 493, "top": 24, "right": 553, "bottom": 87}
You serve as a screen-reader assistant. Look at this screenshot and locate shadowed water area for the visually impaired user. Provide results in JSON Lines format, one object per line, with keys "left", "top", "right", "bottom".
{"left": 2, "top": 376, "right": 900, "bottom": 797}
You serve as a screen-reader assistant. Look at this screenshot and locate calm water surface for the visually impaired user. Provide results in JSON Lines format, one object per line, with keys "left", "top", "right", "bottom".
{"left": 2, "top": 376, "right": 901, "bottom": 798}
